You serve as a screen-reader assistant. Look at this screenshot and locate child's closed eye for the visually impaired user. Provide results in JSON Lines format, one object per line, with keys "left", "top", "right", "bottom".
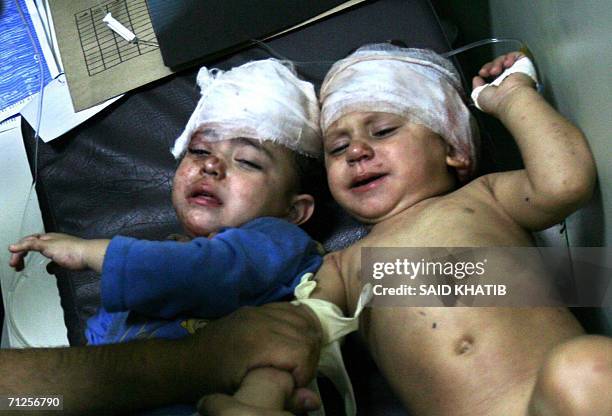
{"left": 372, "top": 126, "right": 399, "bottom": 138}
{"left": 188, "top": 147, "right": 211, "bottom": 156}
{"left": 236, "top": 159, "right": 263, "bottom": 170}
{"left": 329, "top": 143, "right": 349, "bottom": 155}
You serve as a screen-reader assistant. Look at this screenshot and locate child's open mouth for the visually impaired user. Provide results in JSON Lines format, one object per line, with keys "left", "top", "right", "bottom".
{"left": 350, "top": 173, "right": 388, "bottom": 192}
{"left": 189, "top": 190, "right": 223, "bottom": 207}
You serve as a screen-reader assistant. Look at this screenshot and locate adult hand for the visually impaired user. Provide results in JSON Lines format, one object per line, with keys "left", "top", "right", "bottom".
{"left": 192, "top": 302, "right": 322, "bottom": 393}
{"left": 0, "top": 303, "right": 321, "bottom": 415}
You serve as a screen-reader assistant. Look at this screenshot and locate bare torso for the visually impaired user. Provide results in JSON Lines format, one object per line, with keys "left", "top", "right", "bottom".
{"left": 319, "top": 178, "right": 583, "bottom": 416}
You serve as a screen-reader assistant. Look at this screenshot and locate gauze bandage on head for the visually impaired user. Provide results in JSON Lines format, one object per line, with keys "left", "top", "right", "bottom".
{"left": 172, "top": 59, "right": 321, "bottom": 159}
{"left": 320, "top": 43, "right": 479, "bottom": 181}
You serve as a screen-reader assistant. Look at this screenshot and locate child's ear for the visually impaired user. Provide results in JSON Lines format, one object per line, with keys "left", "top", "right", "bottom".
{"left": 287, "top": 194, "right": 315, "bottom": 226}
{"left": 445, "top": 145, "right": 470, "bottom": 169}
{"left": 446, "top": 155, "right": 469, "bottom": 169}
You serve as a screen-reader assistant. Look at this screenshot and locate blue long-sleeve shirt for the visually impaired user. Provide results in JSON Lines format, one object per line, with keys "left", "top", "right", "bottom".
{"left": 86, "top": 217, "right": 322, "bottom": 345}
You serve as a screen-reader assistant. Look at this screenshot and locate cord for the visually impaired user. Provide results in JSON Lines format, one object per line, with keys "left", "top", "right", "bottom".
{"left": 250, "top": 38, "right": 336, "bottom": 68}
{"left": 7, "top": 0, "right": 49, "bottom": 346}
{"left": 442, "top": 37, "right": 526, "bottom": 58}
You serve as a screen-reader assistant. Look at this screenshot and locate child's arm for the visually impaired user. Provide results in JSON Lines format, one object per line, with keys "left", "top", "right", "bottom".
{"left": 94, "top": 218, "right": 321, "bottom": 319}
{"left": 198, "top": 255, "right": 349, "bottom": 416}
{"left": 8, "top": 233, "right": 109, "bottom": 272}
{"left": 474, "top": 52, "right": 597, "bottom": 231}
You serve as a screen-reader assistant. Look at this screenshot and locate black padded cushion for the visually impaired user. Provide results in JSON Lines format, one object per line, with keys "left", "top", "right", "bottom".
{"left": 22, "top": 1, "right": 452, "bottom": 414}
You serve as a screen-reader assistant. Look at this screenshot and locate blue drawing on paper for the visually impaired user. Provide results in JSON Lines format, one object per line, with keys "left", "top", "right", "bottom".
{"left": 0, "top": 0, "right": 52, "bottom": 115}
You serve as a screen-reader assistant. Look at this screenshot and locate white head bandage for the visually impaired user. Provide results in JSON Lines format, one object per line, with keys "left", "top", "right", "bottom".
{"left": 320, "top": 44, "right": 479, "bottom": 181}
{"left": 172, "top": 59, "right": 321, "bottom": 159}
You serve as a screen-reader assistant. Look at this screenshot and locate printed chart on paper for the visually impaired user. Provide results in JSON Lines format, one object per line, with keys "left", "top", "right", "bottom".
{"left": 75, "top": 0, "right": 158, "bottom": 76}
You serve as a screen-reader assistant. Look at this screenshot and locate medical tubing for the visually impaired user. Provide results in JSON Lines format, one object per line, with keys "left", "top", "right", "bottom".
{"left": 8, "top": 0, "right": 48, "bottom": 346}
{"left": 250, "top": 38, "right": 335, "bottom": 67}
{"left": 442, "top": 38, "right": 526, "bottom": 57}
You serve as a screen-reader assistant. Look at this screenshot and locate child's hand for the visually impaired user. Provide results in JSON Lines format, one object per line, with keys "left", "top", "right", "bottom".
{"left": 198, "top": 394, "right": 294, "bottom": 416}
{"left": 8, "top": 233, "right": 107, "bottom": 272}
{"left": 472, "top": 52, "right": 537, "bottom": 116}
{"left": 198, "top": 387, "right": 320, "bottom": 416}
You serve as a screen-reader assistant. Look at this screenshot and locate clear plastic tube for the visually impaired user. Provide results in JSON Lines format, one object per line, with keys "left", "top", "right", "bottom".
{"left": 7, "top": 0, "right": 48, "bottom": 346}
{"left": 442, "top": 37, "right": 540, "bottom": 89}
{"left": 442, "top": 37, "right": 525, "bottom": 58}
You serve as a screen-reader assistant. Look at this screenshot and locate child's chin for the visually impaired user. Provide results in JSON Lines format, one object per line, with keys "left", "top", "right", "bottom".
{"left": 183, "top": 222, "right": 219, "bottom": 238}
{"left": 351, "top": 208, "right": 392, "bottom": 224}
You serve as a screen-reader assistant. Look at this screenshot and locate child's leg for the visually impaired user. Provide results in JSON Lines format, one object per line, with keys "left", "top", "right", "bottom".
{"left": 528, "top": 335, "right": 612, "bottom": 416}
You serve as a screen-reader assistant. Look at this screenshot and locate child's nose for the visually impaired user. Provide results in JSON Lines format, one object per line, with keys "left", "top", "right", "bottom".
{"left": 202, "top": 155, "right": 226, "bottom": 179}
{"left": 346, "top": 141, "right": 374, "bottom": 165}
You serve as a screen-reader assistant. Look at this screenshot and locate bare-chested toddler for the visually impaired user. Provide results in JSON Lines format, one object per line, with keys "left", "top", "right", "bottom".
{"left": 308, "top": 44, "right": 612, "bottom": 416}
{"left": 199, "top": 45, "right": 612, "bottom": 416}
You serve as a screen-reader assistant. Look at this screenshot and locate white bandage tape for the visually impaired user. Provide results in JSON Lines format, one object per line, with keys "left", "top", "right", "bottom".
{"left": 291, "top": 274, "right": 373, "bottom": 416}
{"left": 471, "top": 56, "right": 539, "bottom": 111}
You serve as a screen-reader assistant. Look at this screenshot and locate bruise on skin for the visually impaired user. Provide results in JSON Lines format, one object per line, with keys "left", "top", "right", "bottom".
{"left": 432, "top": 322, "right": 437, "bottom": 329}
{"left": 463, "top": 207, "right": 475, "bottom": 214}
{"left": 419, "top": 311, "right": 426, "bottom": 316}
{"left": 524, "top": 197, "right": 530, "bottom": 202}
{"left": 455, "top": 335, "right": 475, "bottom": 355}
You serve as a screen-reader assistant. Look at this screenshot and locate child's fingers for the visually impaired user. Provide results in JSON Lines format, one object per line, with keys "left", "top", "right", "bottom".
{"left": 489, "top": 55, "right": 509, "bottom": 76}
{"left": 9, "top": 234, "right": 44, "bottom": 251}
{"left": 286, "top": 387, "right": 321, "bottom": 413}
{"left": 504, "top": 51, "right": 524, "bottom": 67}
{"left": 9, "top": 241, "right": 33, "bottom": 253}
{"left": 9, "top": 251, "right": 26, "bottom": 271}
{"left": 472, "top": 75, "right": 487, "bottom": 89}
{"left": 480, "top": 52, "right": 525, "bottom": 79}
{"left": 481, "top": 55, "right": 507, "bottom": 77}
{"left": 478, "top": 62, "right": 493, "bottom": 78}
{"left": 9, "top": 235, "right": 46, "bottom": 253}
{"left": 197, "top": 393, "right": 294, "bottom": 416}
{"left": 504, "top": 53, "right": 516, "bottom": 67}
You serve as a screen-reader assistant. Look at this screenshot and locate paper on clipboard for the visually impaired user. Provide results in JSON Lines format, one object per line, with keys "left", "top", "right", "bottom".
{"left": 48, "top": 0, "right": 173, "bottom": 112}
{"left": 20, "top": 75, "right": 123, "bottom": 142}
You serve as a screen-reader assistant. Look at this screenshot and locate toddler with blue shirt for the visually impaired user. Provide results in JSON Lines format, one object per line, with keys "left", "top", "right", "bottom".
{"left": 9, "top": 59, "right": 325, "bottom": 346}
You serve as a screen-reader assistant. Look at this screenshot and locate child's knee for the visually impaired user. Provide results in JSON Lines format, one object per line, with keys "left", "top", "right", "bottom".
{"left": 535, "top": 335, "right": 612, "bottom": 415}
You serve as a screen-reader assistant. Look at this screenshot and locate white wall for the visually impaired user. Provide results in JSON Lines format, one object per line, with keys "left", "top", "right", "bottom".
{"left": 489, "top": 0, "right": 611, "bottom": 330}
{"left": 489, "top": 0, "right": 611, "bottom": 246}
{"left": 0, "top": 120, "right": 68, "bottom": 348}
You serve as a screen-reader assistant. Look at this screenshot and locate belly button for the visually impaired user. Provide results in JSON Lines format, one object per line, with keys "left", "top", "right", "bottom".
{"left": 454, "top": 335, "right": 475, "bottom": 355}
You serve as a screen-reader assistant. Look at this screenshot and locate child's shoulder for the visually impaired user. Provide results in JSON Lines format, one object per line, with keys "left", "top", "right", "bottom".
{"left": 421, "top": 176, "right": 509, "bottom": 222}
{"left": 443, "top": 175, "right": 498, "bottom": 204}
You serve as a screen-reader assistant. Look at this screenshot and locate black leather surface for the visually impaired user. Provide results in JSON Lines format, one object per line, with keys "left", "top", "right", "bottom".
{"left": 22, "top": 1, "right": 452, "bottom": 414}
